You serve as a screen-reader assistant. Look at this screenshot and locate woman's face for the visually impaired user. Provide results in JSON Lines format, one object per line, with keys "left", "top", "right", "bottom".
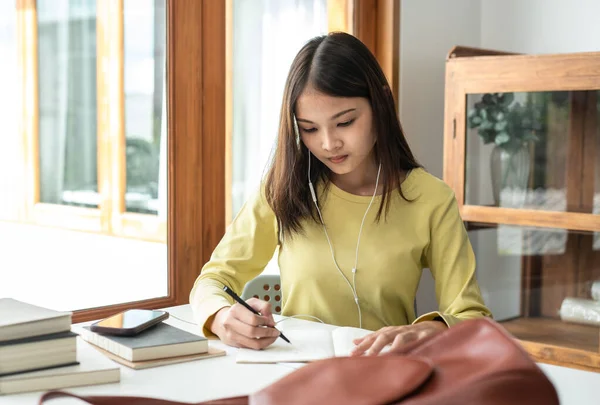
{"left": 295, "top": 88, "right": 376, "bottom": 177}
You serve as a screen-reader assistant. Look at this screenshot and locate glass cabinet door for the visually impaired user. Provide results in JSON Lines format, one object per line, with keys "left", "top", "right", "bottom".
{"left": 468, "top": 223, "right": 600, "bottom": 371}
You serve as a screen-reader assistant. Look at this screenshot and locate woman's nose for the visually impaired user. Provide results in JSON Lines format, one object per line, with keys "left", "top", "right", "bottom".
{"left": 321, "top": 130, "right": 341, "bottom": 152}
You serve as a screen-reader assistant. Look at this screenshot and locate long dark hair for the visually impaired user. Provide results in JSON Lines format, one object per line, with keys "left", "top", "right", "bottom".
{"left": 265, "top": 32, "right": 420, "bottom": 240}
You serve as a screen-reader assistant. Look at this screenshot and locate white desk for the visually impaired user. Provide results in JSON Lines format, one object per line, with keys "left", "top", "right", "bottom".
{"left": 3, "top": 305, "right": 599, "bottom": 405}
{"left": 2, "top": 305, "right": 315, "bottom": 405}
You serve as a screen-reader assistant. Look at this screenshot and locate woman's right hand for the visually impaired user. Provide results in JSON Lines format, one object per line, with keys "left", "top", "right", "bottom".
{"left": 210, "top": 298, "right": 280, "bottom": 350}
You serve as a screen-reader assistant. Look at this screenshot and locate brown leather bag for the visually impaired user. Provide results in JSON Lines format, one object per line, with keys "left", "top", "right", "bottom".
{"left": 39, "top": 317, "right": 559, "bottom": 405}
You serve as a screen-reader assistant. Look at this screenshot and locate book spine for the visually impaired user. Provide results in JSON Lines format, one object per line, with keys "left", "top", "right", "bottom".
{"left": 78, "top": 329, "right": 133, "bottom": 361}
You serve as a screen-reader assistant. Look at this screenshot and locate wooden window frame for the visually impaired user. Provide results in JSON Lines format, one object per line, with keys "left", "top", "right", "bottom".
{"left": 77, "top": 0, "right": 226, "bottom": 322}
{"left": 353, "top": 0, "right": 400, "bottom": 102}
{"left": 11, "top": 0, "right": 225, "bottom": 323}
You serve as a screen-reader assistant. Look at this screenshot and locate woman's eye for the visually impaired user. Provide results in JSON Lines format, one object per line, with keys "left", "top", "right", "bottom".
{"left": 300, "top": 127, "right": 317, "bottom": 133}
{"left": 338, "top": 119, "right": 355, "bottom": 127}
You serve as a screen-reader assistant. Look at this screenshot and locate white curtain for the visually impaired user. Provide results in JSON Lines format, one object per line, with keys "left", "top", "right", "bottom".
{"left": 157, "top": 68, "right": 167, "bottom": 220}
{"left": 231, "top": 0, "right": 328, "bottom": 217}
{"left": 0, "top": 3, "right": 21, "bottom": 221}
{"left": 37, "top": 0, "right": 97, "bottom": 205}
{"left": 123, "top": 0, "right": 165, "bottom": 214}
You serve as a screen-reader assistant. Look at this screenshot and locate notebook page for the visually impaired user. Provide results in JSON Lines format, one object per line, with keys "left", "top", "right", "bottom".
{"left": 331, "top": 326, "right": 372, "bottom": 357}
{"left": 236, "top": 329, "right": 334, "bottom": 363}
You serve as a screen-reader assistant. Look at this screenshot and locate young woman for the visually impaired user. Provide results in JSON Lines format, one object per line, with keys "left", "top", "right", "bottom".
{"left": 190, "top": 32, "right": 491, "bottom": 356}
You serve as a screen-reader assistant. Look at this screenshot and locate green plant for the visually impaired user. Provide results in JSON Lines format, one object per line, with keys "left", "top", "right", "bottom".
{"left": 467, "top": 93, "right": 543, "bottom": 151}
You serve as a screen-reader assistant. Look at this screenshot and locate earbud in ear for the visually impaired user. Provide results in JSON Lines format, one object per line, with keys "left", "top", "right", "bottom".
{"left": 292, "top": 114, "right": 301, "bottom": 150}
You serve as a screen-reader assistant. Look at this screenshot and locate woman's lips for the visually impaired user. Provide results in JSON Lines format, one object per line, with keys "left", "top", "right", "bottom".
{"left": 329, "top": 155, "right": 348, "bottom": 164}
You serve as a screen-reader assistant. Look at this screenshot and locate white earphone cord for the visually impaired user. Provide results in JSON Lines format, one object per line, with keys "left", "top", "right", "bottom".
{"left": 308, "top": 151, "right": 381, "bottom": 329}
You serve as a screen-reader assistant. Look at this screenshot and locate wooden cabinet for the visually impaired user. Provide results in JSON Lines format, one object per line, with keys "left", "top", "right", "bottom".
{"left": 443, "top": 46, "right": 600, "bottom": 372}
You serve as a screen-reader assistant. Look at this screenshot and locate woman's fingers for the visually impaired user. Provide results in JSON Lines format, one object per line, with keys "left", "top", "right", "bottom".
{"left": 220, "top": 303, "right": 280, "bottom": 350}
{"left": 212, "top": 304, "right": 280, "bottom": 350}
{"left": 350, "top": 333, "right": 378, "bottom": 356}
{"left": 224, "top": 311, "right": 280, "bottom": 339}
{"left": 230, "top": 302, "right": 275, "bottom": 328}
{"left": 351, "top": 326, "right": 420, "bottom": 356}
{"left": 352, "top": 336, "right": 366, "bottom": 345}
{"left": 222, "top": 317, "right": 279, "bottom": 349}
{"left": 229, "top": 329, "right": 279, "bottom": 350}
{"left": 247, "top": 298, "right": 276, "bottom": 326}
{"left": 363, "top": 334, "right": 393, "bottom": 356}
{"left": 390, "top": 330, "right": 419, "bottom": 350}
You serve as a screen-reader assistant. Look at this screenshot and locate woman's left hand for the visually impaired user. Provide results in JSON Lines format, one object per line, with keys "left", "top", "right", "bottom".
{"left": 350, "top": 321, "right": 448, "bottom": 357}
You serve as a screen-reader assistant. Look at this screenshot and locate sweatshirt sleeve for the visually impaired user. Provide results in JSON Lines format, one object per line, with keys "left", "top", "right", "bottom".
{"left": 413, "top": 190, "right": 492, "bottom": 327}
{"left": 189, "top": 186, "right": 279, "bottom": 337}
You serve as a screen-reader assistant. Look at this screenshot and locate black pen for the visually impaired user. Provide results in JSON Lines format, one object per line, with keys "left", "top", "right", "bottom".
{"left": 223, "top": 286, "right": 291, "bottom": 344}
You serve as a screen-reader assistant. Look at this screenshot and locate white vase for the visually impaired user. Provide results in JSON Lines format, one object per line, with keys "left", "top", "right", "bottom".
{"left": 490, "top": 143, "right": 531, "bottom": 206}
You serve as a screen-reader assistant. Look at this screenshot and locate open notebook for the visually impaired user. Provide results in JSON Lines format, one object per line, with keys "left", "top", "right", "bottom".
{"left": 236, "top": 327, "right": 374, "bottom": 364}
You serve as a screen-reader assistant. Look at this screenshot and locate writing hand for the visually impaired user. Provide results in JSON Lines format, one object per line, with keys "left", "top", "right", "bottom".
{"left": 349, "top": 321, "right": 447, "bottom": 356}
{"left": 210, "top": 298, "right": 280, "bottom": 350}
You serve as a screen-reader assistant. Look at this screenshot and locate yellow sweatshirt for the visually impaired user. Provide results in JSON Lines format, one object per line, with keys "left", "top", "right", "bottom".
{"left": 190, "top": 168, "right": 491, "bottom": 336}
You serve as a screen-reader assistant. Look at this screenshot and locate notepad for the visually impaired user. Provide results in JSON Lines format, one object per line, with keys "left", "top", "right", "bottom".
{"left": 236, "top": 326, "right": 373, "bottom": 364}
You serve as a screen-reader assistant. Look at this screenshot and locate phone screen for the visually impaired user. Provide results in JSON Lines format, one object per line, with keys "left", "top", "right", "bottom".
{"left": 95, "top": 309, "right": 166, "bottom": 329}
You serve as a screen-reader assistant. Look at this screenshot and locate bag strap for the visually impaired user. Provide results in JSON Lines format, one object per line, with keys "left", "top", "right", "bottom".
{"left": 38, "top": 390, "right": 248, "bottom": 405}
{"left": 39, "top": 391, "right": 191, "bottom": 405}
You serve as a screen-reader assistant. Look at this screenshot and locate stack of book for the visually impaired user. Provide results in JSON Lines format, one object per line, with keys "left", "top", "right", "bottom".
{"left": 76, "top": 322, "right": 225, "bottom": 370}
{"left": 0, "top": 298, "right": 120, "bottom": 395}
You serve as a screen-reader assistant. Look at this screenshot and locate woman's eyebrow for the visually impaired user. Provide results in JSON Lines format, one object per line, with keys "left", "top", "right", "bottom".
{"left": 296, "top": 108, "right": 356, "bottom": 124}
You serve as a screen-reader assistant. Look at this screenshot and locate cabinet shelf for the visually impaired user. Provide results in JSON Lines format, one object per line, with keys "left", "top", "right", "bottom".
{"left": 461, "top": 205, "right": 600, "bottom": 233}
{"left": 501, "top": 317, "right": 600, "bottom": 372}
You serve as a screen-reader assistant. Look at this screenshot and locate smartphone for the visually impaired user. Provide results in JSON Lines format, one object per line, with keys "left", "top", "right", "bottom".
{"left": 90, "top": 309, "right": 169, "bottom": 336}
